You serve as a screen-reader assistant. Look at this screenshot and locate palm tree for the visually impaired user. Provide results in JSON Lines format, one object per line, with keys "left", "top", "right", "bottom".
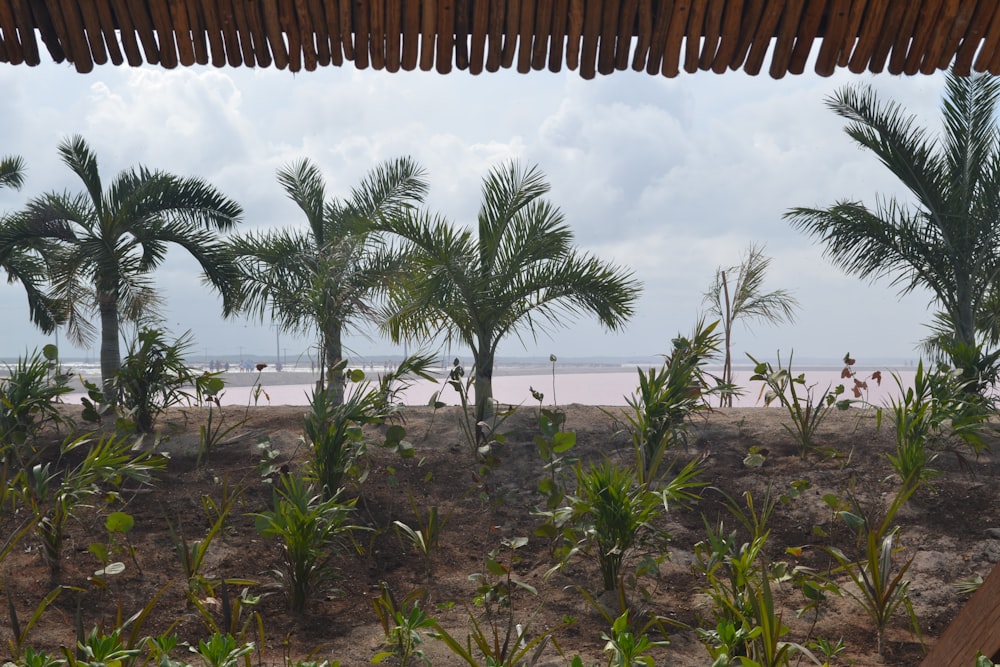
{"left": 378, "top": 161, "right": 642, "bottom": 430}
{"left": 0, "top": 154, "right": 64, "bottom": 334}
{"left": 6, "top": 135, "right": 243, "bottom": 397}
{"left": 232, "top": 157, "right": 428, "bottom": 403}
{"left": 786, "top": 71, "right": 1000, "bottom": 367}
{"left": 702, "top": 243, "right": 798, "bottom": 406}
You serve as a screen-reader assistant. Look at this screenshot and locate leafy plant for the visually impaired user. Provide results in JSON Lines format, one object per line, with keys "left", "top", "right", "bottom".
{"left": 821, "top": 484, "right": 921, "bottom": 659}
{"left": 196, "top": 372, "right": 243, "bottom": 467}
{"left": 188, "top": 633, "right": 254, "bottom": 667}
{"left": 533, "top": 406, "right": 576, "bottom": 509}
{"left": 371, "top": 585, "right": 434, "bottom": 667}
{"left": 807, "top": 636, "right": 846, "bottom": 662}
{"left": 0, "top": 345, "right": 72, "bottom": 466}
{"left": 62, "top": 627, "right": 140, "bottom": 667}
{"left": 88, "top": 510, "right": 140, "bottom": 576}
{"left": 114, "top": 327, "right": 205, "bottom": 434}
{"left": 748, "top": 352, "right": 850, "bottom": 456}
{"left": 888, "top": 358, "right": 991, "bottom": 492}
{"left": 252, "top": 473, "right": 360, "bottom": 612}
{"left": 393, "top": 491, "right": 448, "bottom": 578}
{"left": 602, "top": 610, "right": 668, "bottom": 666}
{"left": 694, "top": 489, "right": 829, "bottom": 667}
{"left": 167, "top": 480, "right": 242, "bottom": 594}
{"left": 17, "top": 432, "right": 165, "bottom": 577}
{"left": 429, "top": 537, "right": 556, "bottom": 667}
{"left": 623, "top": 318, "right": 729, "bottom": 486}
{"left": 305, "top": 357, "right": 428, "bottom": 500}
{"left": 540, "top": 459, "right": 702, "bottom": 593}
{"left": 434, "top": 359, "right": 515, "bottom": 460}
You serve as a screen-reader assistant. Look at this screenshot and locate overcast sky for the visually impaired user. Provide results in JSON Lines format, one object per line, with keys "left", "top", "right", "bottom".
{"left": 0, "top": 62, "right": 950, "bottom": 367}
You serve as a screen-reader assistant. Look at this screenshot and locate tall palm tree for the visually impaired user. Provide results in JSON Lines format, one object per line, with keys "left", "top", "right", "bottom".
{"left": 702, "top": 243, "right": 798, "bottom": 406}
{"left": 786, "top": 71, "right": 1000, "bottom": 366}
{"left": 232, "top": 157, "right": 428, "bottom": 403}
{"left": 0, "top": 154, "right": 63, "bottom": 333}
{"left": 378, "top": 161, "right": 642, "bottom": 429}
{"left": 6, "top": 135, "right": 243, "bottom": 397}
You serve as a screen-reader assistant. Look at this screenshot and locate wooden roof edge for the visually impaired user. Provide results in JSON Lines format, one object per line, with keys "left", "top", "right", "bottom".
{"left": 2, "top": 0, "right": 1000, "bottom": 77}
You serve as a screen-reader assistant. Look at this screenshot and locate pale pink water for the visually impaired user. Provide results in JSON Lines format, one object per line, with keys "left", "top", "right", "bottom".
{"left": 210, "top": 368, "right": 910, "bottom": 409}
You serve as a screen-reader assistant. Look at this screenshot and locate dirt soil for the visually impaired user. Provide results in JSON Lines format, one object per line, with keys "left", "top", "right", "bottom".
{"left": 4, "top": 402, "right": 999, "bottom": 666}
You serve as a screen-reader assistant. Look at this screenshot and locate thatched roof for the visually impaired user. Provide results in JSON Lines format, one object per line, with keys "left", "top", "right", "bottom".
{"left": 1, "top": 0, "right": 998, "bottom": 78}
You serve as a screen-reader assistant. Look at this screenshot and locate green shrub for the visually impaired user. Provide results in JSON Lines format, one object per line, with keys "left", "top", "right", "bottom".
{"left": 252, "top": 473, "right": 360, "bottom": 612}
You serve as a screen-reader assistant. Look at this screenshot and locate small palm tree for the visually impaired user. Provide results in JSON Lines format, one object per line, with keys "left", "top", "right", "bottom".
{"left": 6, "top": 135, "right": 243, "bottom": 397}
{"left": 378, "top": 161, "right": 641, "bottom": 430}
{"left": 232, "top": 157, "right": 428, "bottom": 403}
{"left": 703, "top": 244, "right": 798, "bottom": 407}
{"left": 786, "top": 70, "right": 1000, "bottom": 365}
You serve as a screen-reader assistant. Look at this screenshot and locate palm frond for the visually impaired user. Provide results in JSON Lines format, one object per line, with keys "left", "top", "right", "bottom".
{"left": 0, "top": 155, "right": 25, "bottom": 190}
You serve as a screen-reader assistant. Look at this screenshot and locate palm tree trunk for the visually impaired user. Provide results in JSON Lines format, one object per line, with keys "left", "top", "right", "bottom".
{"left": 98, "top": 290, "right": 121, "bottom": 400}
{"left": 474, "top": 351, "right": 494, "bottom": 442}
{"left": 324, "top": 324, "right": 345, "bottom": 405}
{"left": 721, "top": 270, "right": 734, "bottom": 408}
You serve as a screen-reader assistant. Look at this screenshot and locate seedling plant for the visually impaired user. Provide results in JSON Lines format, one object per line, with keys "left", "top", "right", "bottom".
{"left": 252, "top": 473, "right": 361, "bottom": 613}
{"left": 429, "top": 536, "right": 556, "bottom": 667}
{"left": 748, "top": 352, "right": 850, "bottom": 456}
{"left": 821, "top": 484, "right": 921, "bottom": 659}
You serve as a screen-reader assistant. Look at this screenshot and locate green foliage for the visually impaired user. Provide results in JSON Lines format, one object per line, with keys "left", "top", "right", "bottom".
{"left": 304, "top": 382, "right": 381, "bottom": 499}
{"left": 16, "top": 432, "right": 164, "bottom": 577}
{"left": 887, "top": 359, "right": 992, "bottom": 489}
{"left": 539, "top": 459, "right": 701, "bottom": 592}
{"left": 976, "top": 653, "right": 1000, "bottom": 667}
{"left": 694, "top": 489, "right": 829, "bottom": 667}
{"left": 821, "top": 485, "right": 921, "bottom": 659}
{"left": 88, "top": 510, "right": 139, "bottom": 576}
{"left": 393, "top": 491, "right": 448, "bottom": 578}
{"left": 13, "top": 135, "right": 242, "bottom": 397}
{"left": 0, "top": 346, "right": 71, "bottom": 464}
{"left": 197, "top": 372, "right": 241, "bottom": 467}
{"left": 304, "top": 357, "right": 429, "bottom": 500}
{"left": 601, "top": 611, "right": 668, "bottom": 667}
{"left": 114, "top": 327, "right": 203, "bottom": 434}
{"left": 167, "top": 481, "right": 242, "bottom": 595}
{"left": 748, "top": 352, "right": 850, "bottom": 456}
{"left": 432, "top": 359, "right": 514, "bottom": 459}
{"left": 785, "top": 71, "right": 1000, "bottom": 362}
{"left": 623, "top": 319, "right": 728, "bottom": 485}
{"left": 533, "top": 407, "right": 577, "bottom": 509}
{"left": 252, "top": 473, "right": 360, "bottom": 613}
{"left": 62, "top": 627, "right": 138, "bottom": 667}
{"left": 371, "top": 585, "right": 434, "bottom": 667}
{"left": 189, "top": 633, "right": 254, "bottom": 667}
{"left": 232, "top": 156, "right": 428, "bottom": 400}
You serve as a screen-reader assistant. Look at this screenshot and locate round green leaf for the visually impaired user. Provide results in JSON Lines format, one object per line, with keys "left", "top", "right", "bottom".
{"left": 106, "top": 511, "right": 135, "bottom": 533}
